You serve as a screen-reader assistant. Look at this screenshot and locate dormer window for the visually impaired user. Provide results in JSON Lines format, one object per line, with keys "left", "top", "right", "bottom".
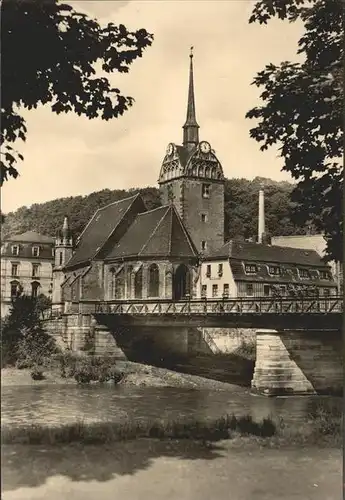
{"left": 268, "top": 265, "right": 281, "bottom": 276}
{"left": 32, "top": 246, "right": 40, "bottom": 257}
{"left": 11, "top": 245, "right": 19, "bottom": 256}
{"left": 245, "top": 264, "right": 257, "bottom": 275}
{"left": 201, "top": 240, "right": 207, "bottom": 251}
{"left": 319, "top": 270, "right": 331, "bottom": 280}
{"left": 202, "top": 183, "right": 210, "bottom": 198}
{"left": 298, "top": 268, "right": 310, "bottom": 279}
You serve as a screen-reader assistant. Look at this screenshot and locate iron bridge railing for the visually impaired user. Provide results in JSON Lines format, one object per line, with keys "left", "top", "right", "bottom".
{"left": 85, "top": 296, "right": 344, "bottom": 316}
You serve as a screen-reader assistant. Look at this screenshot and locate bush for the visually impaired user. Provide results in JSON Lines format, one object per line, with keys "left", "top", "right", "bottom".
{"left": 16, "top": 327, "right": 59, "bottom": 370}
{"left": 30, "top": 366, "right": 45, "bottom": 381}
{"left": 53, "top": 353, "right": 123, "bottom": 385}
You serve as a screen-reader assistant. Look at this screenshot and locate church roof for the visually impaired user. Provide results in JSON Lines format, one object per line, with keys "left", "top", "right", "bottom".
{"left": 105, "top": 204, "right": 198, "bottom": 260}
{"left": 65, "top": 194, "right": 144, "bottom": 268}
{"left": 5, "top": 231, "right": 54, "bottom": 243}
{"left": 207, "top": 239, "right": 329, "bottom": 267}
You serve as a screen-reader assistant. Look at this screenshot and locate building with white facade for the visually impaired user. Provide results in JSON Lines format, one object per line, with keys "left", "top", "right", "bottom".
{"left": 1, "top": 231, "right": 55, "bottom": 317}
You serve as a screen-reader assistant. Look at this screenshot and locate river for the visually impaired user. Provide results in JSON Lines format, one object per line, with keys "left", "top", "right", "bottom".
{"left": 1, "top": 383, "right": 342, "bottom": 428}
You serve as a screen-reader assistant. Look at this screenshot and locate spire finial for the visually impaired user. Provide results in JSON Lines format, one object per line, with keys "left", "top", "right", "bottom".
{"left": 183, "top": 46, "right": 199, "bottom": 150}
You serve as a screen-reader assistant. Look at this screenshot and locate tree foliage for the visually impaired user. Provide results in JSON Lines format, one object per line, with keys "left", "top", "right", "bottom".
{"left": 1, "top": 293, "right": 56, "bottom": 367}
{"left": 2, "top": 177, "right": 313, "bottom": 241}
{"left": 247, "top": 0, "right": 343, "bottom": 261}
{"left": 1, "top": 0, "right": 153, "bottom": 184}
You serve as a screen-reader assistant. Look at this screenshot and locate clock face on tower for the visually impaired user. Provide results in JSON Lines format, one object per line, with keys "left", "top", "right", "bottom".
{"left": 199, "top": 141, "right": 211, "bottom": 154}
{"left": 166, "top": 143, "right": 174, "bottom": 156}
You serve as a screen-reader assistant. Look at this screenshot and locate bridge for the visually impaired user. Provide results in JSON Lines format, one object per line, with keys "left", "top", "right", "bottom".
{"left": 59, "top": 296, "right": 343, "bottom": 329}
{"left": 46, "top": 295, "right": 343, "bottom": 396}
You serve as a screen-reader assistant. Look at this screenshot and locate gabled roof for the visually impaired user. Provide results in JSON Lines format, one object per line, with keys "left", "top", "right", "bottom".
{"left": 65, "top": 194, "right": 145, "bottom": 268}
{"left": 105, "top": 204, "right": 198, "bottom": 260}
{"left": 207, "top": 239, "right": 329, "bottom": 267}
{"left": 5, "top": 231, "right": 54, "bottom": 243}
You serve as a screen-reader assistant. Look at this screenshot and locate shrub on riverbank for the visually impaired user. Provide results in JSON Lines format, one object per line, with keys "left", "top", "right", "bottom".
{"left": 53, "top": 353, "right": 124, "bottom": 385}
{"left": 1, "top": 413, "right": 276, "bottom": 445}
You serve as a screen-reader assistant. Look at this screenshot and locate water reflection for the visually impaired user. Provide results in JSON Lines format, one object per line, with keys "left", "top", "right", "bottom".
{"left": 1, "top": 384, "right": 342, "bottom": 428}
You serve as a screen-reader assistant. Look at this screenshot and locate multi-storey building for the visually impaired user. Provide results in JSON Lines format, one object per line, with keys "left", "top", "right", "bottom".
{"left": 1, "top": 231, "right": 55, "bottom": 317}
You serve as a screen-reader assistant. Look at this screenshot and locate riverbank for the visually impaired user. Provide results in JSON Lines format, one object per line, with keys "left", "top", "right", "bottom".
{"left": 2, "top": 440, "right": 342, "bottom": 500}
{"left": 1, "top": 362, "right": 243, "bottom": 391}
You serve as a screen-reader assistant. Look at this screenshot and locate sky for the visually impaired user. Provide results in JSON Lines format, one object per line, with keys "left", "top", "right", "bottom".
{"left": 2, "top": 0, "right": 303, "bottom": 214}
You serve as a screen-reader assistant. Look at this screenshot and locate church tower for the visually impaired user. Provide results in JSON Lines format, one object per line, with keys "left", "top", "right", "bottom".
{"left": 158, "top": 48, "right": 225, "bottom": 255}
{"left": 52, "top": 216, "right": 73, "bottom": 312}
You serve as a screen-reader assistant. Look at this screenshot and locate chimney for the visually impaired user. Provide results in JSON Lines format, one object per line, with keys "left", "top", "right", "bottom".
{"left": 258, "top": 187, "right": 265, "bottom": 244}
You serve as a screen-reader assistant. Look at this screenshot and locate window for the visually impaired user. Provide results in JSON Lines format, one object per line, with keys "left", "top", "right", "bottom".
{"left": 245, "top": 264, "right": 257, "bottom": 275}
{"left": 31, "top": 281, "right": 40, "bottom": 298}
{"left": 148, "top": 263, "right": 160, "bottom": 297}
{"left": 201, "top": 241, "right": 207, "bottom": 251}
{"left": 201, "top": 213, "right": 208, "bottom": 223}
{"left": 212, "top": 284, "right": 218, "bottom": 297}
{"left": 11, "top": 245, "right": 19, "bottom": 256}
{"left": 298, "top": 268, "right": 310, "bottom": 279}
{"left": 206, "top": 264, "right": 211, "bottom": 278}
{"left": 218, "top": 263, "right": 223, "bottom": 277}
{"left": 319, "top": 270, "right": 331, "bottom": 280}
{"left": 279, "top": 285, "right": 286, "bottom": 296}
{"left": 223, "top": 283, "right": 229, "bottom": 298}
{"left": 201, "top": 285, "right": 207, "bottom": 298}
{"left": 323, "top": 288, "right": 330, "bottom": 298}
{"left": 11, "top": 264, "right": 18, "bottom": 277}
{"left": 10, "top": 281, "right": 20, "bottom": 298}
{"left": 202, "top": 183, "right": 210, "bottom": 198}
{"left": 32, "top": 264, "right": 40, "bottom": 278}
{"left": 59, "top": 251, "right": 63, "bottom": 266}
{"left": 263, "top": 284, "right": 270, "bottom": 297}
{"left": 268, "top": 265, "right": 281, "bottom": 276}
{"left": 246, "top": 283, "right": 254, "bottom": 296}
{"left": 32, "top": 246, "right": 40, "bottom": 257}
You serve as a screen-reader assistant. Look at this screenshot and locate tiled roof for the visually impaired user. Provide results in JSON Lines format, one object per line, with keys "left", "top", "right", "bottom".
{"left": 105, "top": 204, "right": 198, "bottom": 260}
{"left": 65, "top": 194, "right": 145, "bottom": 268}
{"left": 5, "top": 231, "right": 54, "bottom": 243}
{"left": 208, "top": 239, "right": 327, "bottom": 267}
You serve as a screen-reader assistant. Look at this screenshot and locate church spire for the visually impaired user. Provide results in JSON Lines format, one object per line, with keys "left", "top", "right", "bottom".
{"left": 183, "top": 47, "right": 199, "bottom": 150}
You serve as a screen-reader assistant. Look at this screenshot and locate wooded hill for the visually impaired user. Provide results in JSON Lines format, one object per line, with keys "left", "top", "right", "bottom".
{"left": 2, "top": 177, "right": 314, "bottom": 241}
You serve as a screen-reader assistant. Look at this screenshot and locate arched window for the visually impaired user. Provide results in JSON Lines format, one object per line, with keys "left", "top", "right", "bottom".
{"left": 31, "top": 281, "right": 40, "bottom": 298}
{"left": 126, "top": 265, "right": 133, "bottom": 298}
{"left": 205, "top": 166, "right": 210, "bottom": 178}
{"left": 134, "top": 267, "right": 143, "bottom": 298}
{"left": 148, "top": 264, "right": 160, "bottom": 297}
{"left": 10, "top": 280, "right": 20, "bottom": 299}
{"left": 115, "top": 267, "right": 125, "bottom": 299}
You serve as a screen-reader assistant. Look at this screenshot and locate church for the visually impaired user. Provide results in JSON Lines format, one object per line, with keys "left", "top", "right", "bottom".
{"left": 52, "top": 50, "right": 337, "bottom": 312}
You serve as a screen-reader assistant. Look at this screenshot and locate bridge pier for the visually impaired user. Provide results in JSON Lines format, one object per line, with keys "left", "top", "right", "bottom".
{"left": 251, "top": 328, "right": 343, "bottom": 396}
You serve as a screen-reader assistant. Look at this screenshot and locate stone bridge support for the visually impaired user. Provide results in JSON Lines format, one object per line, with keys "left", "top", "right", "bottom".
{"left": 251, "top": 329, "right": 343, "bottom": 396}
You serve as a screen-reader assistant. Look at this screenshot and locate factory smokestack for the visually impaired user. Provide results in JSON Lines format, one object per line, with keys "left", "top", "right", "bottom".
{"left": 258, "top": 187, "right": 265, "bottom": 244}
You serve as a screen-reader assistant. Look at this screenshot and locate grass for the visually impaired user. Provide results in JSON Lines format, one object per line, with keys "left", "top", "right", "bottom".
{"left": 2, "top": 413, "right": 276, "bottom": 446}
